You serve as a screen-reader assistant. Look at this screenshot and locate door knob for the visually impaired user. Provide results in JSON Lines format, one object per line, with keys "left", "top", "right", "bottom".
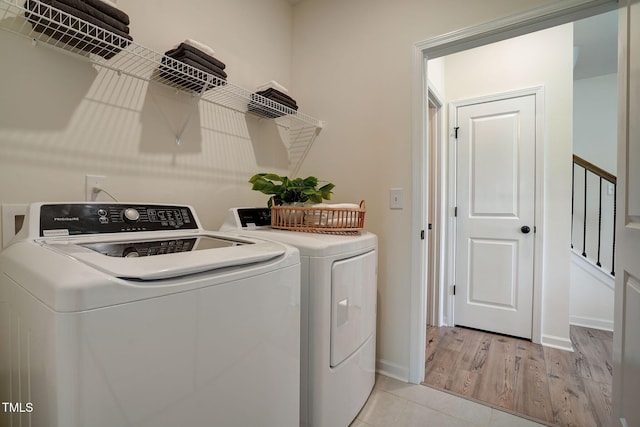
{"left": 521, "top": 225, "right": 531, "bottom": 234}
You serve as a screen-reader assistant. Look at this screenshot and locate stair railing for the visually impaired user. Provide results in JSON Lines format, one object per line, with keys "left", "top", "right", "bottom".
{"left": 571, "top": 154, "right": 616, "bottom": 276}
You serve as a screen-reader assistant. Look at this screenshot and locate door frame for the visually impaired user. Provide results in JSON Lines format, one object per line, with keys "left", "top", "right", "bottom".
{"left": 612, "top": 1, "right": 640, "bottom": 425}
{"left": 427, "top": 85, "right": 445, "bottom": 326}
{"left": 449, "top": 88, "right": 545, "bottom": 341}
{"left": 408, "top": 0, "right": 619, "bottom": 384}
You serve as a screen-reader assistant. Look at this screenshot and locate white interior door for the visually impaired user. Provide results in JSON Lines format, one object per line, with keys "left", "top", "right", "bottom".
{"left": 454, "top": 94, "right": 536, "bottom": 339}
{"left": 612, "top": 1, "right": 640, "bottom": 426}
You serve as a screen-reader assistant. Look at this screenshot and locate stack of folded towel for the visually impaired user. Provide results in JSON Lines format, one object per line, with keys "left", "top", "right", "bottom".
{"left": 248, "top": 81, "right": 299, "bottom": 118}
{"left": 306, "top": 203, "right": 362, "bottom": 227}
{"left": 25, "top": 0, "right": 132, "bottom": 59}
{"left": 159, "top": 40, "right": 227, "bottom": 93}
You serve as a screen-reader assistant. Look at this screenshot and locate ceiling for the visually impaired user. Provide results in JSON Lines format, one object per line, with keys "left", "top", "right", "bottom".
{"left": 574, "top": 10, "right": 618, "bottom": 79}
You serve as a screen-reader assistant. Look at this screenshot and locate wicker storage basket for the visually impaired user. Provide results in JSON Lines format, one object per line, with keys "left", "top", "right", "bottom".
{"left": 271, "top": 200, "right": 365, "bottom": 233}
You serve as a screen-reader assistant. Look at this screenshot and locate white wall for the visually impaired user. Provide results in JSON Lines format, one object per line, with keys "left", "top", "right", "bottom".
{"left": 570, "top": 253, "right": 615, "bottom": 330}
{"left": 573, "top": 73, "right": 618, "bottom": 174}
{"left": 291, "top": 0, "right": 564, "bottom": 379}
{"left": 428, "top": 58, "right": 446, "bottom": 96}
{"left": 0, "top": 0, "right": 294, "bottom": 245}
{"left": 443, "top": 24, "right": 574, "bottom": 350}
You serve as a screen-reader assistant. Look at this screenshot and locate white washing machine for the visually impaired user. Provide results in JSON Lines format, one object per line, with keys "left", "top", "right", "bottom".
{"left": 221, "top": 207, "right": 377, "bottom": 427}
{"left": 0, "top": 202, "right": 300, "bottom": 427}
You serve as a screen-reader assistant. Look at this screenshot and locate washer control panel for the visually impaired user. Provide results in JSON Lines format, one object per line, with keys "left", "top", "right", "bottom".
{"left": 39, "top": 203, "right": 198, "bottom": 237}
{"left": 235, "top": 208, "right": 272, "bottom": 228}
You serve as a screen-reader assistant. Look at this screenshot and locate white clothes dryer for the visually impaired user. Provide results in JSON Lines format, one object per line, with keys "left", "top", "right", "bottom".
{"left": 221, "top": 207, "right": 377, "bottom": 427}
{"left": 0, "top": 202, "right": 300, "bottom": 427}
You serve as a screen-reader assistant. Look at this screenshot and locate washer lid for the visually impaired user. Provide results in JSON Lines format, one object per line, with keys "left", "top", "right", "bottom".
{"left": 44, "top": 234, "right": 285, "bottom": 280}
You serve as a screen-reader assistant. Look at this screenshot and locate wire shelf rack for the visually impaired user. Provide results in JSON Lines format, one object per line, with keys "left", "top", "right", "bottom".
{"left": 0, "top": 0, "right": 323, "bottom": 174}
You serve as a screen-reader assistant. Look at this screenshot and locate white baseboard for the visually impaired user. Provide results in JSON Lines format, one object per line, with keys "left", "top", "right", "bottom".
{"left": 376, "top": 359, "right": 409, "bottom": 383}
{"left": 570, "top": 315, "right": 614, "bottom": 331}
{"left": 541, "top": 334, "right": 574, "bottom": 352}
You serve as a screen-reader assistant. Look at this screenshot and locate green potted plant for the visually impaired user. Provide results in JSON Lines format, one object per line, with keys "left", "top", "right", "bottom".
{"left": 249, "top": 173, "right": 335, "bottom": 208}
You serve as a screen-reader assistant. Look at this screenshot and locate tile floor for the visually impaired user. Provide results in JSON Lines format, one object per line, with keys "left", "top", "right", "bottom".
{"left": 350, "top": 374, "right": 547, "bottom": 427}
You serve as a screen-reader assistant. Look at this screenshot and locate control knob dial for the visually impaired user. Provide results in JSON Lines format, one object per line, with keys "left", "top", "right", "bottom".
{"left": 123, "top": 247, "right": 140, "bottom": 258}
{"left": 123, "top": 207, "right": 140, "bottom": 223}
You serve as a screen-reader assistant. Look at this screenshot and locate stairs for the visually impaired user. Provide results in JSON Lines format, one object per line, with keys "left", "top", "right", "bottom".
{"left": 570, "top": 154, "right": 615, "bottom": 331}
{"left": 571, "top": 154, "right": 616, "bottom": 277}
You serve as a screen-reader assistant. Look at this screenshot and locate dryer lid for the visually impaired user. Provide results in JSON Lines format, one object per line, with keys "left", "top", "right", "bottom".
{"left": 44, "top": 234, "right": 285, "bottom": 280}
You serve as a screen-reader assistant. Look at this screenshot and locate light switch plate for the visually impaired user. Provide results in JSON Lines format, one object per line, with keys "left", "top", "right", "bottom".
{"left": 390, "top": 188, "right": 403, "bottom": 209}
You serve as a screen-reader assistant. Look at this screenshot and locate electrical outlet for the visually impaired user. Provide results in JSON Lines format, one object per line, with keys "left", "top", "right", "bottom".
{"left": 390, "top": 188, "right": 403, "bottom": 209}
{"left": 85, "top": 175, "right": 107, "bottom": 201}
{"left": 2, "top": 204, "right": 28, "bottom": 249}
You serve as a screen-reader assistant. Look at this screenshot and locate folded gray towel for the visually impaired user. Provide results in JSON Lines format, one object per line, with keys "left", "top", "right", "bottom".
{"left": 165, "top": 43, "right": 226, "bottom": 70}
{"left": 159, "top": 56, "right": 226, "bottom": 93}
{"left": 50, "top": 0, "right": 129, "bottom": 33}
{"left": 29, "top": 0, "right": 130, "bottom": 35}
{"left": 171, "top": 57, "right": 227, "bottom": 80}
{"left": 79, "top": 0, "right": 129, "bottom": 25}
{"left": 256, "top": 88, "right": 298, "bottom": 108}
{"left": 248, "top": 92, "right": 298, "bottom": 118}
{"left": 25, "top": 0, "right": 132, "bottom": 59}
{"left": 247, "top": 103, "right": 285, "bottom": 118}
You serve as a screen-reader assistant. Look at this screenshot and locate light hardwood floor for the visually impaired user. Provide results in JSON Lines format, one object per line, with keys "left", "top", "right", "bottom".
{"left": 422, "top": 325, "right": 613, "bottom": 427}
